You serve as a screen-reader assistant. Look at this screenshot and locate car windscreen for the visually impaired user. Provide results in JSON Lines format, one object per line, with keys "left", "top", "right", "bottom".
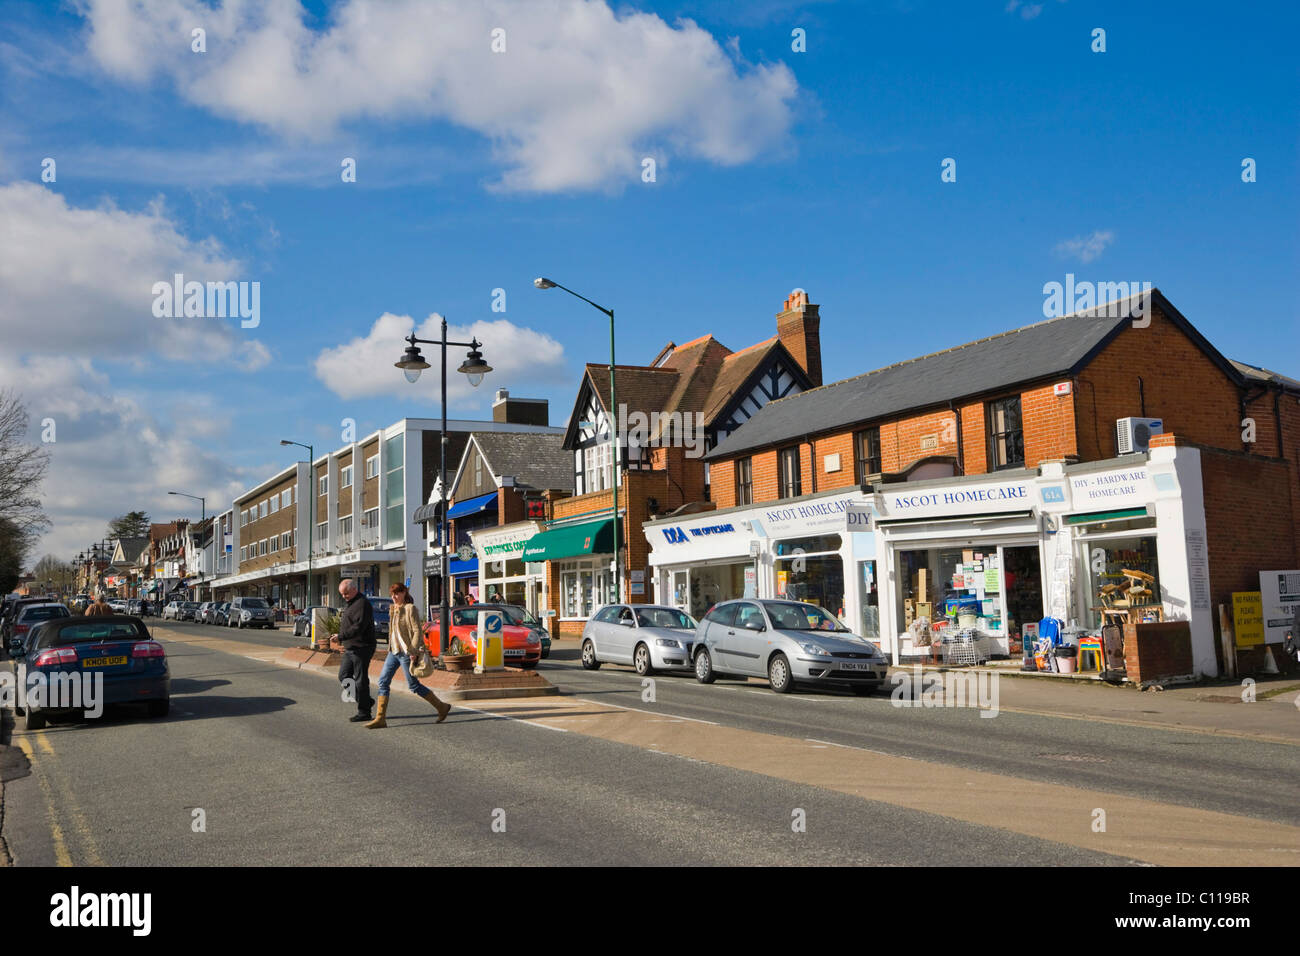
{"left": 37, "top": 621, "right": 148, "bottom": 647}
{"left": 19, "top": 606, "right": 70, "bottom": 622}
{"left": 764, "top": 602, "right": 846, "bottom": 631}
{"left": 242, "top": 599, "right": 268, "bottom": 608}
{"left": 636, "top": 607, "right": 696, "bottom": 629}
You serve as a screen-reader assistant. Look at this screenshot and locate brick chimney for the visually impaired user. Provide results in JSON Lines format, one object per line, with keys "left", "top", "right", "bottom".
{"left": 776, "top": 288, "right": 822, "bottom": 387}
{"left": 492, "top": 389, "right": 550, "bottom": 426}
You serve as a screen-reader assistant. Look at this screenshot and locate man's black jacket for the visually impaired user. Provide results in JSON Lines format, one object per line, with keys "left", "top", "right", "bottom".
{"left": 338, "top": 592, "right": 376, "bottom": 650}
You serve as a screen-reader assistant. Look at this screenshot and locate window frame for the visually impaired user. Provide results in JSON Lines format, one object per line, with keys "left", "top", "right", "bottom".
{"left": 736, "top": 457, "right": 754, "bottom": 506}
{"left": 854, "top": 426, "right": 882, "bottom": 482}
{"left": 986, "top": 395, "right": 1025, "bottom": 470}
{"left": 778, "top": 445, "right": 802, "bottom": 499}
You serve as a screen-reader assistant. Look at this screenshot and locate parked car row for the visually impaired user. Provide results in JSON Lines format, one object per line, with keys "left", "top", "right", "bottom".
{"left": 580, "top": 599, "right": 890, "bottom": 695}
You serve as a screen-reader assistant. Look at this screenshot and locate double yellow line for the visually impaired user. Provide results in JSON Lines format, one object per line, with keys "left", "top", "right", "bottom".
{"left": 14, "top": 731, "right": 104, "bottom": 867}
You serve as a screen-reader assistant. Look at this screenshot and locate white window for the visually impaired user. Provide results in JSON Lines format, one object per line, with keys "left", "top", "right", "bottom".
{"left": 363, "top": 507, "right": 380, "bottom": 530}
{"left": 281, "top": 489, "right": 292, "bottom": 509}
{"left": 269, "top": 536, "right": 278, "bottom": 553}
{"left": 341, "top": 464, "right": 353, "bottom": 488}
{"left": 340, "top": 515, "right": 353, "bottom": 536}
{"left": 582, "top": 444, "right": 612, "bottom": 494}
{"left": 317, "top": 522, "right": 327, "bottom": 543}
{"left": 319, "top": 475, "right": 328, "bottom": 496}
{"left": 259, "top": 500, "right": 267, "bottom": 519}
{"left": 280, "top": 532, "right": 291, "bottom": 551}
{"left": 270, "top": 495, "right": 279, "bottom": 514}
{"left": 365, "top": 455, "right": 379, "bottom": 479}
{"left": 240, "top": 546, "right": 247, "bottom": 561}
{"left": 559, "top": 559, "right": 614, "bottom": 619}
{"left": 240, "top": 509, "right": 248, "bottom": 527}
{"left": 261, "top": 539, "right": 268, "bottom": 556}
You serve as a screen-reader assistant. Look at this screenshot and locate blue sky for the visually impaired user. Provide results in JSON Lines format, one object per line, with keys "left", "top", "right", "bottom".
{"left": 2, "top": 0, "right": 1296, "bottom": 560}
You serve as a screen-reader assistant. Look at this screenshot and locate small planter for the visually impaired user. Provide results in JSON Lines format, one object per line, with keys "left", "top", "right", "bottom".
{"left": 442, "top": 653, "right": 475, "bottom": 672}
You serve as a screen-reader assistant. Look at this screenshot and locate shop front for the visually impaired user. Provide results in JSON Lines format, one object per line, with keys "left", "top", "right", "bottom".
{"left": 646, "top": 487, "right": 878, "bottom": 634}
{"left": 522, "top": 515, "right": 617, "bottom": 636}
{"left": 872, "top": 449, "right": 1218, "bottom": 677}
{"left": 471, "top": 521, "right": 546, "bottom": 615}
{"left": 875, "top": 471, "right": 1042, "bottom": 661}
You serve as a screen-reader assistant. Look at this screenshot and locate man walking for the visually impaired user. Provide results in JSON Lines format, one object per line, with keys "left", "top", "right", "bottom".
{"left": 333, "top": 578, "right": 376, "bottom": 723}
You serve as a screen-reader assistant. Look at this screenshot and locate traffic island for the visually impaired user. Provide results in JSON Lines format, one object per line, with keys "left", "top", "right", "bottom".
{"left": 280, "top": 646, "right": 558, "bottom": 700}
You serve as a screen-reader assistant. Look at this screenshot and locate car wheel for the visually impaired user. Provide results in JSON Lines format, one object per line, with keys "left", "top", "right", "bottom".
{"left": 768, "top": 653, "right": 795, "bottom": 694}
{"left": 633, "top": 642, "right": 654, "bottom": 677}
{"left": 580, "top": 639, "right": 601, "bottom": 670}
{"left": 24, "top": 706, "right": 46, "bottom": 731}
{"left": 694, "top": 647, "right": 717, "bottom": 684}
{"left": 147, "top": 698, "right": 169, "bottom": 718}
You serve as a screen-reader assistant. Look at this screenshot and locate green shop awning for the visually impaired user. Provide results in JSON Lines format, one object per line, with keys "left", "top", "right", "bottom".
{"left": 521, "top": 518, "right": 615, "bottom": 561}
{"left": 1063, "top": 507, "right": 1150, "bottom": 525}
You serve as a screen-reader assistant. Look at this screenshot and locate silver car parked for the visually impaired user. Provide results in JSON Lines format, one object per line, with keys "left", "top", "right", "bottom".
{"left": 581, "top": 604, "right": 697, "bottom": 675}
{"left": 692, "top": 599, "right": 889, "bottom": 695}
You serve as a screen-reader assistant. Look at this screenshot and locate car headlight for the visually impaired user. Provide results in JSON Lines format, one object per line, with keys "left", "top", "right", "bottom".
{"left": 800, "top": 642, "right": 831, "bottom": 656}
{"left": 242, "top": 611, "right": 251, "bottom": 620}
{"left": 655, "top": 638, "right": 682, "bottom": 648}
{"left": 526, "top": 631, "right": 540, "bottom": 644}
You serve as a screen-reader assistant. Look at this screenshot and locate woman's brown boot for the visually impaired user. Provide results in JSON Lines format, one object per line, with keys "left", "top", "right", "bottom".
{"left": 365, "top": 695, "right": 389, "bottom": 729}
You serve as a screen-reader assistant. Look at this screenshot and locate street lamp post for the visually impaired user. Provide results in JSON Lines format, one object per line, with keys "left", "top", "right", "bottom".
{"left": 534, "top": 277, "right": 621, "bottom": 603}
{"left": 394, "top": 320, "right": 492, "bottom": 655}
{"left": 280, "top": 440, "right": 315, "bottom": 613}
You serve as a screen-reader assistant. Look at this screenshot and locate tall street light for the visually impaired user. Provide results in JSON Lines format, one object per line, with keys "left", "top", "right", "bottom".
{"left": 169, "top": 491, "right": 206, "bottom": 600}
{"left": 534, "top": 277, "right": 621, "bottom": 603}
{"left": 280, "top": 439, "right": 315, "bottom": 611}
{"left": 394, "top": 320, "right": 492, "bottom": 655}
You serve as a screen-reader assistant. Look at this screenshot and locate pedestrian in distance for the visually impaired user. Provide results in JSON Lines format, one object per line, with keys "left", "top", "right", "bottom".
{"left": 85, "top": 595, "right": 113, "bottom": 616}
{"left": 331, "top": 578, "right": 376, "bottom": 723}
{"left": 367, "top": 582, "right": 451, "bottom": 728}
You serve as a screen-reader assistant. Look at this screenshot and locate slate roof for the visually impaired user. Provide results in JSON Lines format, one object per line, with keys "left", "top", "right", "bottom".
{"left": 704, "top": 288, "right": 1242, "bottom": 462}
{"left": 472, "top": 431, "right": 574, "bottom": 493}
{"left": 1231, "top": 359, "right": 1300, "bottom": 392}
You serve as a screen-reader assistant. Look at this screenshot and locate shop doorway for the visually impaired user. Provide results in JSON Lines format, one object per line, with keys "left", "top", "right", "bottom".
{"left": 1003, "top": 545, "right": 1044, "bottom": 643}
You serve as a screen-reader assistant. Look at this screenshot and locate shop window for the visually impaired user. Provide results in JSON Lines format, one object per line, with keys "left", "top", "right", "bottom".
{"left": 773, "top": 534, "right": 842, "bottom": 557}
{"left": 1074, "top": 520, "right": 1161, "bottom": 628}
{"left": 855, "top": 427, "right": 882, "bottom": 482}
{"left": 559, "top": 561, "right": 613, "bottom": 618}
{"left": 987, "top": 396, "right": 1024, "bottom": 470}
{"left": 736, "top": 457, "right": 753, "bottom": 506}
{"left": 779, "top": 446, "right": 802, "bottom": 498}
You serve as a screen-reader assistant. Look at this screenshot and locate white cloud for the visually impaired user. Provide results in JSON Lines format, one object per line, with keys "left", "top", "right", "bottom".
{"left": 1054, "top": 229, "right": 1115, "bottom": 263}
{"left": 78, "top": 0, "right": 798, "bottom": 192}
{"left": 313, "top": 312, "right": 567, "bottom": 404}
{"left": 0, "top": 182, "right": 270, "bottom": 366}
{"left": 1, "top": 352, "right": 246, "bottom": 562}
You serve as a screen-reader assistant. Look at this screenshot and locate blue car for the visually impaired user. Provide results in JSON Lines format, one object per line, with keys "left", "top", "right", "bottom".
{"left": 11, "top": 615, "right": 170, "bottom": 731}
{"left": 367, "top": 596, "right": 393, "bottom": 642}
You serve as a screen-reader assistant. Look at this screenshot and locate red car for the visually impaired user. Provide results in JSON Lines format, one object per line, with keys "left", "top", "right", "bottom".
{"left": 423, "top": 604, "right": 543, "bottom": 668}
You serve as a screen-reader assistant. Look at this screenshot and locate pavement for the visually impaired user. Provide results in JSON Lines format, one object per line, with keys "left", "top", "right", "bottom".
{"left": 2, "top": 620, "right": 1298, "bottom": 866}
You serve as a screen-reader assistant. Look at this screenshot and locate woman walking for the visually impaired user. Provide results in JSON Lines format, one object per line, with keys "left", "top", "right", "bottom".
{"left": 367, "top": 582, "right": 451, "bottom": 728}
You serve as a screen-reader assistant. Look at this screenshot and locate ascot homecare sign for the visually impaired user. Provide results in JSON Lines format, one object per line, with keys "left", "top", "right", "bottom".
{"left": 875, "top": 478, "right": 1034, "bottom": 521}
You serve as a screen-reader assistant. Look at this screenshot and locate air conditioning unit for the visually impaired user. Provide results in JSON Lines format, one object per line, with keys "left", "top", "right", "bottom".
{"left": 1116, "top": 417, "right": 1163, "bottom": 454}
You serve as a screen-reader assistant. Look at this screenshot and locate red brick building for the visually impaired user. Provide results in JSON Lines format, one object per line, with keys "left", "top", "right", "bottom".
{"left": 653, "top": 289, "right": 1300, "bottom": 676}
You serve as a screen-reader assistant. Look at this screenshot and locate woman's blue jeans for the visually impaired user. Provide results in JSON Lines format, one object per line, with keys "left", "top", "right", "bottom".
{"left": 376, "top": 651, "right": 431, "bottom": 698}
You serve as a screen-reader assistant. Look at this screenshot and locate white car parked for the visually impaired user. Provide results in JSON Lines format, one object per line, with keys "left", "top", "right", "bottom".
{"left": 580, "top": 604, "right": 698, "bottom": 675}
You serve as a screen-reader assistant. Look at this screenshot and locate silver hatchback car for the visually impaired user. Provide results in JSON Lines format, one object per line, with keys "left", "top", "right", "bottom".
{"left": 692, "top": 599, "right": 889, "bottom": 694}
{"left": 581, "top": 604, "right": 698, "bottom": 675}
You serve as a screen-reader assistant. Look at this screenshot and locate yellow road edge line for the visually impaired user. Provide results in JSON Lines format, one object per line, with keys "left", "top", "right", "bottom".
{"left": 16, "top": 737, "right": 72, "bottom": 867}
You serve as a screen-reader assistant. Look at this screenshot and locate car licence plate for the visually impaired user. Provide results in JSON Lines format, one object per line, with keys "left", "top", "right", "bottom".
{"left": 838, "top": 661, "right": 874, "bottom": 671}
{"left": 83, "top": 656, "right": 127, "bottom": 668}
{"left": 504, "top": 648, "right": 525, "bottom": 657}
